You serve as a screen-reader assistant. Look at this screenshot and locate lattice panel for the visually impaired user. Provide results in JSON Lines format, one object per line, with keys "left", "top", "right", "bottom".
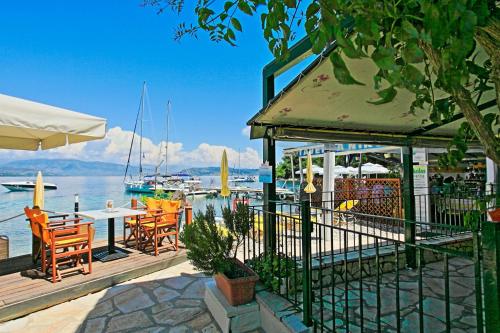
{"left": 333, "top": 178, "right": 402, "bottom": 218}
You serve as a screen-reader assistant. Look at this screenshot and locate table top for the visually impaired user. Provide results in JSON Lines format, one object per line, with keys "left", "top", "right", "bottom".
{"left": 76, "top": 207, "right": 146, "bottom": 220}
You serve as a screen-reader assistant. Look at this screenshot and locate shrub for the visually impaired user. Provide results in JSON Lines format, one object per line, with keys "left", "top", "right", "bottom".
{"left": 180, "top": 203, "right": 251, "bottom": 276}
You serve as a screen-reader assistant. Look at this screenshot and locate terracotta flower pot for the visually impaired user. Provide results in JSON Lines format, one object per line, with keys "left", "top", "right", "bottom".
{"left": 488, "top": 208, "right": 500, "bottom": 222}
{"left": 214, "top": 258, "right": 259, "bottom": 306}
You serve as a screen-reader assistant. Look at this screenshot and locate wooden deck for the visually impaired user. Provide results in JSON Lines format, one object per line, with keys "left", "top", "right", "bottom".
{"left": 0, "top": 239, "right": 187, "bottom": 322}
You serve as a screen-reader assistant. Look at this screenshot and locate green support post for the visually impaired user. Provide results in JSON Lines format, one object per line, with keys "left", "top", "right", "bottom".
{"left": 301, "top": 200, "right": 313, "bottom": 327}
{"left": 482, "top": 220, "right": 500, "bottom": 332}
{"left": 402, "top": 146, "right": 416, "bottom": 268}
{"left": 263, "top": 134, "right": 276, "bottom": 253}
{"left": 262, "top": 73, "right": 277, "bottom": 254}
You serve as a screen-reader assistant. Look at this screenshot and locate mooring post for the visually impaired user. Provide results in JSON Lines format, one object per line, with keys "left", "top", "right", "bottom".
{"left": 301, "top": 199, "right": 313, "bottom": 327}
{"left": 74, "top": 193, "right": 79, "bottom": 213}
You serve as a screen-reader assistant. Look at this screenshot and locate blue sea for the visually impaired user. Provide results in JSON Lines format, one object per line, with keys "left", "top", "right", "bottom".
{"left": 0, "top": 176, "right": 263, "bottom": 257}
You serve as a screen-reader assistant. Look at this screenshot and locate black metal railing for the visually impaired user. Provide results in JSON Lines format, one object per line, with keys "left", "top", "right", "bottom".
{"left": 244, "top": 199, "right": 489, "bottom": 332}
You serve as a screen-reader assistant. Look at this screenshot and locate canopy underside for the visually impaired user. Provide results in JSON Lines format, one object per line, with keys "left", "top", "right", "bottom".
{"left": 249, "top": 50, "right": 497, "bottom": 148}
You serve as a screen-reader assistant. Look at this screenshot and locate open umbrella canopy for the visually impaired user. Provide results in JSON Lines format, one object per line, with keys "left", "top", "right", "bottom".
{"left": 361, "top": 163, "right": 389, "bottom": 174}
{"left": 33, "top": 171, "right": 44, "bottom": 209}
{"left": 296, "top": 165, "right": 324, "bottom": 175}
{"left": 304, "top": 153, "right": 316, "bottom": 194}
{"left": 220, "top": 150, "right": 231, "bottom": 197}
{"left": 0, "top": 93, "right": 106, "bottom": 150}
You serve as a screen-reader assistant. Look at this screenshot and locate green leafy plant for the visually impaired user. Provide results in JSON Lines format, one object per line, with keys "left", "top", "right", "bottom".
{"left": 144, "top": 0, "right": 500, "bottom": 166}
{"left": 180, "top": 203, "right": 251, "bottom": 276}
{"left": 247, "top": 252, "right": 297, "bottom": 294}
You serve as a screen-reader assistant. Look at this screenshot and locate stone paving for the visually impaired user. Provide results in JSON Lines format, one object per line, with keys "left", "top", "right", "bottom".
{"left": 0, "top": 261, "right": 226, "bottom": 333}
{"left": 312, "top": 257, "right": 479, "bottom": 333}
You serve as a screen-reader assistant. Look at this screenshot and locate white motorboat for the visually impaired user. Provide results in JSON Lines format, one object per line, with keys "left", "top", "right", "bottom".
{"left": 1, "top": 181, "right": 57, "bottom": 192}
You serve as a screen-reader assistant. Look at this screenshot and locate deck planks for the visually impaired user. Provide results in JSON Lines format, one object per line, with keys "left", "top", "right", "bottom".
{"left": 0, "top": 239, "right": 187, "bottom": 322}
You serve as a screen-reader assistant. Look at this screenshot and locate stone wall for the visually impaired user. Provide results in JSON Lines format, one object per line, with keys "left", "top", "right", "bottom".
{"left": 281, "top": 234, "right": 473, "bottom": 295}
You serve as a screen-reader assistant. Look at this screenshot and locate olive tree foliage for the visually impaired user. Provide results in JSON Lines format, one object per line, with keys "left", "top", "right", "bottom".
{"left": 143, "top": 0, "right": 500, "bottom": 165}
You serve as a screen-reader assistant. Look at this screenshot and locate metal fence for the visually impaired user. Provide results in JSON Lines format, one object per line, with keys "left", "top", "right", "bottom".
{"left": 243, "top": 199, "right": 495, "bottom": 332}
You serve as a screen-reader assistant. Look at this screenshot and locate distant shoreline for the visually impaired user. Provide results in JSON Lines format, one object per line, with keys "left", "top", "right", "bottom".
{"left": 0, "top": 158, "right": 258, "bottom": 177}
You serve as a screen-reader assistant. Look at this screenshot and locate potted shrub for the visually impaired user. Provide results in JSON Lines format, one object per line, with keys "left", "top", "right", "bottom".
{"left": 180, "top": 203, "right": 258, "bottom": 306}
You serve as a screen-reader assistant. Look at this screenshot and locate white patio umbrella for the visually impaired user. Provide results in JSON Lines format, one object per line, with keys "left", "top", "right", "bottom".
{"left": 0, "top": 93, "right": 106, "bottom": 150}
{"left": 361, "top": 163, "right": 389, "bottom": 174}
{"left": 296, "top": 165, "right": 324, "bottom": 175}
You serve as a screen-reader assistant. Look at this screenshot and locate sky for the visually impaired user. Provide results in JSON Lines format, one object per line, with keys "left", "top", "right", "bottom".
{"left": 0, "top": 1, "right": 306, "bottom": 170}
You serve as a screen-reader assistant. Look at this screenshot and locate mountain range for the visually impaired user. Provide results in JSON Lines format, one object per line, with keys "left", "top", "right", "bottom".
{"left": 0, "top": 159, "right": 257, "bottom": 177}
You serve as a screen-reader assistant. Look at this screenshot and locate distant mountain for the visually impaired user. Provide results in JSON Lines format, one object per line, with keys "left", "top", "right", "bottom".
{"left": 181, "top": 167, "right": 258, "bottom": 176}
{"left": 0, "top": 159, "right": 141, "bottom": 176}
{"left": 0, "top": 159, "right": 258, "bottom": 177}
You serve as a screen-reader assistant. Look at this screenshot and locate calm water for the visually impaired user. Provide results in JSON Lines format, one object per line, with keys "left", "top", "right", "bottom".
{"left": 0, "top": 176, "right": 261, "bottom": 257}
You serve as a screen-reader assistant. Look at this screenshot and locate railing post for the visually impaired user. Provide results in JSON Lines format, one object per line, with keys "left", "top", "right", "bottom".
{"left": 301, "top": 200, "right": 313, "bottom": 327}
{"left": 402, "top": 146, "right": 416, "bottom": 268}
{"left": 482, "top": 220, "right": 500, "bottom": 332}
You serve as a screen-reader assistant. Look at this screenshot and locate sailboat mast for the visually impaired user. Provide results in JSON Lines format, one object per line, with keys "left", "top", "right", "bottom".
{"left": 139, "top": 82, "right": 145, "bottom": 178}
{"left": 165, "top": 101, "right": 170, "bottom": 176}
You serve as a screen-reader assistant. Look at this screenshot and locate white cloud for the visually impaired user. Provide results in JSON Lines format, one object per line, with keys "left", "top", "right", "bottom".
{"left": 0, "top": 127, "right": 261, "bottom": 169}
{"left": 241, "top": 126, "right": 251, "bottom": 138}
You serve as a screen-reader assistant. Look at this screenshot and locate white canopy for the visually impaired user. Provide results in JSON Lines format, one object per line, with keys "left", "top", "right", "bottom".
{"left": 0, "top": 93, "right": 106, "bottom": 150}
{"left": 361, "top": 163, "right": 389, "bottom": 174}
{"left": 296, "top": 165, "right": 323, "bottom": 175}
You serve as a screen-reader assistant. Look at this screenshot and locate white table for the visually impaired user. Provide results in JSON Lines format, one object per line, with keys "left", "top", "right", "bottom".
{"left": 77, "top": 208, "right": 146, "bottom": 262}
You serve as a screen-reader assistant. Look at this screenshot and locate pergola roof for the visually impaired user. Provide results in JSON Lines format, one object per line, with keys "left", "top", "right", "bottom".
{"left": 248, "top": 42, "right": 497, "bottom": 148}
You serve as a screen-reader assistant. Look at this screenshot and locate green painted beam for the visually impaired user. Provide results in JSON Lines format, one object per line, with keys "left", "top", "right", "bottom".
{"left": 402, "top": 146, "right": 416, "bottom": 269}
{"left": 482, "top": 221, "right": 500, "bottom": 332}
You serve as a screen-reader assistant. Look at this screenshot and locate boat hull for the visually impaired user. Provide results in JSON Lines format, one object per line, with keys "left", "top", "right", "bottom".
{"left": 1, "top": 182, "right": 57, "bottom": 192}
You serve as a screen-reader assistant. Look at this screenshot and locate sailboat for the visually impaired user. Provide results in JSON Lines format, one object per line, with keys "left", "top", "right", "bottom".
{"left": 124, "top": 82, "right": 158, "bottom": 194}
{"left": 229, "top": 150, "right": 256, "bottom": 183}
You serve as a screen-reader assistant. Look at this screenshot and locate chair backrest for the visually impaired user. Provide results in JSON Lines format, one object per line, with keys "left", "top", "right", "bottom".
{"left": 160, "top": 200, "right": 182, "bottom": 223}
{"left": 24, "top": 207, "right": 50, "bottom": 243}
{"left": 338, "top": 200, "right": 359, "bottom": 211}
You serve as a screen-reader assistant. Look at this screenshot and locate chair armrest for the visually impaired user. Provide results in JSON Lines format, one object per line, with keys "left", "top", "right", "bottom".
{"left": 49, "top": 217, "right": 83, "bottom": 224}
{"left": 45, "top": 221, "right": 93, "bottom": 231}
{"left": 48, "top": 214, "right": 69, "bottom": 219}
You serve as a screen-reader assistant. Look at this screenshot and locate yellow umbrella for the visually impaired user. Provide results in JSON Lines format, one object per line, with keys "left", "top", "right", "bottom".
{"left": 220, "top": 150, "right": 231, "bottom": 197}
{"left": 304, "top": 153, "right": 316, "bottom": 194}
{"left": 33, "top": 171, "right": 44, "bottom": 209}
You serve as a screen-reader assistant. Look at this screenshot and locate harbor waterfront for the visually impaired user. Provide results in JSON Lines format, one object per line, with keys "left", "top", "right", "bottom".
{"left": 0, "top": 175, "right": 262, "bottom": 257}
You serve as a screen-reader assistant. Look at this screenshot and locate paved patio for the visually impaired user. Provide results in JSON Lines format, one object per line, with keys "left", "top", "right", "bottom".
{"left": 313, "top": 257, "right": 479, "bottom": 333}
{"left": 0, "top": 261, "right": 226, "bottom": 333}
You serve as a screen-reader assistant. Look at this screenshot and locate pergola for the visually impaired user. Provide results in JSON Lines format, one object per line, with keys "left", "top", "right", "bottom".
{"left": 247, "top": 34, "right": 498, "bottom": 264}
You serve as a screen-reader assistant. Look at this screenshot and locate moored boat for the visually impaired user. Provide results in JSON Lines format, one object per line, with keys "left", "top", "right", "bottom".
{"left": 1, "top": 181, "right": 57, "bottom": 191}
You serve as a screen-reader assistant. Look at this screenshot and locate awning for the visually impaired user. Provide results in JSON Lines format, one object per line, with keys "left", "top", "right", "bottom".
{"left": 248, "top": 43, "right": 497, "bottom": 148}
{"left": 0, "top": 94, "right": 107, "bottom": 150}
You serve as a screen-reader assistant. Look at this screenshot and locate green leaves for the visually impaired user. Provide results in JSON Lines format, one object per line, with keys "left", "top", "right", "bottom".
{"left": 401, "top": 20, "right": 419, "bottom": 41}
{"left": 402, "top": 41, "right": 424, "bottom": 64}
{"left": 231, "top": 17, "right": 242, "bottom": 31}
{"left": 371, "top": 47, "right": 397, "bottom": 70}
{"left": 237, "top": 1, "right": 253, "bottom": 15}
{"left": 330, "top": 52, "right": 364, "bottom": 85}
{"left": 368, "top": 86, "right": 398, "bottom": 105}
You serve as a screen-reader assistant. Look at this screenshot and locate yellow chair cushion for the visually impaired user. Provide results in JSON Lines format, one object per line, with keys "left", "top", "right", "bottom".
{"left": 55, "top": 236, "right": 88, "bottom": 246}
{"left": 160, "top": 200, "right": 181, "bottom": 224}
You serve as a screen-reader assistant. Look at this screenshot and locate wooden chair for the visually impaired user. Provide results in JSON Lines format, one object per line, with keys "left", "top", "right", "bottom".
{"left": 24, "top": 207, "right": 94, "bottom": 283}
{"left": 138, "top": 200, "right": 181, "bottom": 256}
{"left": 333, "top": 200, "right": 359, "bottom": 225}
{"left": 123, "top": 198, "right": 146, "bottom": 248}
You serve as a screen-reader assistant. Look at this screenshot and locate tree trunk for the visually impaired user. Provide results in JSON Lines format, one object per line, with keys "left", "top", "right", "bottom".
{"left": 453, "top": 87, "right": 500, "bottom": 164}
{"left": 475, "top": 15, "right": 500, "bottom": 109}
{"left": 420, "top": 41, "right": 500, "bottom": 164}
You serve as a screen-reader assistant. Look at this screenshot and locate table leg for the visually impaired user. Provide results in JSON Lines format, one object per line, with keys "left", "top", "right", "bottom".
{"left": 108, "top": 217, "right": 115, "bottom": 254}
{"left": 93, "top": 217, "right": 129, "bottom": 262}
